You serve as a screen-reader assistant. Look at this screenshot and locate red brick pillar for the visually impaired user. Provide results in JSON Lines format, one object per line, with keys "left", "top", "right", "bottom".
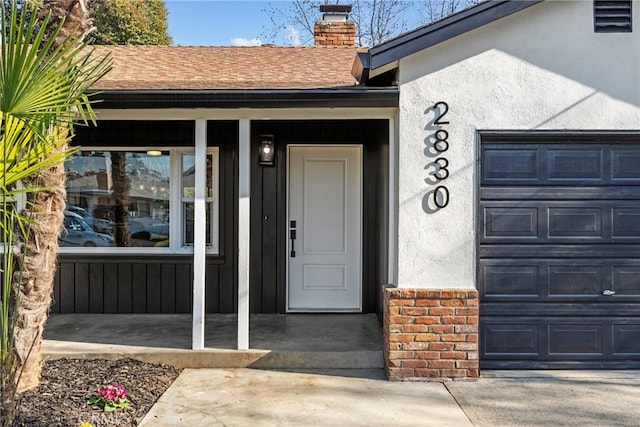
{"left": 383, "top": 288, "right": 479, "bottom": 380}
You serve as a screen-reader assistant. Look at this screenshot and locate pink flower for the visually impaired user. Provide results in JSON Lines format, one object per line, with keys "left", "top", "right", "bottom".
{"left": 97, "top": 384, "right": 127, "bottom": 402}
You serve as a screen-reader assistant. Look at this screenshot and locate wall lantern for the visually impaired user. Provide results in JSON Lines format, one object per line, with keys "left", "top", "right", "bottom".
{"left": 258, "top": 134, "right": 275, "bottom": 166}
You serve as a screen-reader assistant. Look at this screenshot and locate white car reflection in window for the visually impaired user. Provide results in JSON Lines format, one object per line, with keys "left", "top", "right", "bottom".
{"left": 66, "top": 205, "right": 113, "bottom": 234}
{"left": 59, "top": 211, "right": 115, "bottom": 247}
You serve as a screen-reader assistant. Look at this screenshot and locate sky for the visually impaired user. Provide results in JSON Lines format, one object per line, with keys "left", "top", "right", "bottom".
{"left": 164, "top": 0, "right": 429, "bottom": 47}
{"left": 165, "top": 1, "right": 297, "bottom": 46}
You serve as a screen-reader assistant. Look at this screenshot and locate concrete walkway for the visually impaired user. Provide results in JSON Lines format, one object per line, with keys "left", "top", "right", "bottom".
{"left": 448, "top": 370, "right": 640, "bottom": 427}
{"left": 139, "top": 369, "right": 640, "bottom": 427}
{"left": 139, "top": 368, "right": 472, "bottom": 427}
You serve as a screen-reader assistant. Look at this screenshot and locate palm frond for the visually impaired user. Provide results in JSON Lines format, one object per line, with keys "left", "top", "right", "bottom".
{"left": 0, "top": 1, "right": 111, "bottom": 131}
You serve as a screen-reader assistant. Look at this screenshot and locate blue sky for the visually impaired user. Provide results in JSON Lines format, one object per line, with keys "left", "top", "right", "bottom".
{"left": 165, "top": 1, "right": 288, "bottom": 46}
{"left": 164, "top": 0, "right": 431, "bottom": 46}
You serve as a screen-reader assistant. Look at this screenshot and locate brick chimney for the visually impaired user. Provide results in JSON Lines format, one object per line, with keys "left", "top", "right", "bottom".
{"left": 314, "top": 4, "right": 356, "bottom": 47}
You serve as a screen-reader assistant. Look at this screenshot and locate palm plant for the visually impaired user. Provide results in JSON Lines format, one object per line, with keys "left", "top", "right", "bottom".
{"left": 0, "top": 0, "right": 109, "bottom": 421}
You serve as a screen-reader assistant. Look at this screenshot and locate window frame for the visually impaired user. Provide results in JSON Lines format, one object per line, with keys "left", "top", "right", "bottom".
{"left": 59, "top": 146, "right": 220, "bottom": 255}
{"left": 176, "top": 148, "right": 220, "bottom": 253}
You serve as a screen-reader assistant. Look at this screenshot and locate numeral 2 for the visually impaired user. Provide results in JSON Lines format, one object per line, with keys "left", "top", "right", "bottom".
{"left": 433, "top": 101, "right": 450, "bottom": 125}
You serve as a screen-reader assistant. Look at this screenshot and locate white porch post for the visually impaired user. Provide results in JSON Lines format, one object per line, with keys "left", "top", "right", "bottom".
{"left": 192, "top": 119, "right": 207, "bottom": 349}
{"left": 238, "top": 119, "right": 251, "bottom": 350}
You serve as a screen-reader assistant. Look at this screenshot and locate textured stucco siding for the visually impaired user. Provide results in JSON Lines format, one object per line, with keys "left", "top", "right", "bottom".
{"left": 396, "top": 0, "right": 640, "bottom": 289}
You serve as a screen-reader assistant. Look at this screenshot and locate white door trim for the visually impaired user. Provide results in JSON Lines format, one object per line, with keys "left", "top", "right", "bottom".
{"left": 286, "top": 144, "right": 363, "bottom": 313}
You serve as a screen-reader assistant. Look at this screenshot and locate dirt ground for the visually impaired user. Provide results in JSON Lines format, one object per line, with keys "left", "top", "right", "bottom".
{"left": 14, "top": 358, "right": 181, "bottom": 427}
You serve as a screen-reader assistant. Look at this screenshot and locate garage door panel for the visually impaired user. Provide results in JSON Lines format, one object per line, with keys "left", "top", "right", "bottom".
{"left": 549, "top": 323, "right": 604, "bottom": 355}
{"left": 548, "top": 207, "right": 602, "bottom": 238}
{"left": 482, "top": 148, "right": 538, "bottom": 182}
{"left": 481, "top": 259, "right": 640, "bottom": 302}
{"left": 482, "top": 143, "right": 640, "bottom": 186}
{"left": 482, "top": 186, "right": 640, "bottom": 200}
{"left": 483, "top": 317, "right": 640, "bottom": 363}
{"left": 480, "top": 244, "right": 640, "bottom": 258}
{"left": 548, "top": 265, "right": 603, "bottom": 297}
{"left": 612, "top": 150, "right": 640, "bottom": 180}
{"left": 613, "top": 324, "right": 640, "bottom": 354}
{"left": 547, "top": 149, "right": 604, "bottom": 181}
{"left": 612, "top": 266, "right": 640, "bottom": 296}
{"left": 482, "top": 201, "right": 640, "bottom": 244}
{"left": 482, "top": 323, "right": 540, "bottom": 356}
{"left": 483, "top": 207, "right": 538, "bottom": 238}
{"left": 482, "top": 264, "right": 539, "bottom": 297}
{"left": 480, "top": 136, "right": 640, "bottom": 369}
{"left": 612, "top": 208, "right": 640, "bottom": 237}
{"left": 482, "top": 302, "right": 640, "bottom": 316}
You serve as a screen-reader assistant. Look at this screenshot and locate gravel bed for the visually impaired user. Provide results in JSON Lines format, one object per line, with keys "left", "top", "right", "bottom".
{"left": 13, "top": 358, "right": 181, "bottom": 427}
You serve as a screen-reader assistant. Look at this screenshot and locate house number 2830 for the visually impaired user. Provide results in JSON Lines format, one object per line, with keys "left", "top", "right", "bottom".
{"left": 431, "top": 102, "right": 450, "bottom": 209}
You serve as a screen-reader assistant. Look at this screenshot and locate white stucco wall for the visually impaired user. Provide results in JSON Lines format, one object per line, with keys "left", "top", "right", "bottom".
{"left": 397, "top": 0, "right": 640, "bottom": 289}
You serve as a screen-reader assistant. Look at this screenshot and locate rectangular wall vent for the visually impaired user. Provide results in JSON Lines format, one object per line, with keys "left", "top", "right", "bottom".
{"left": 594, "top": 0, "right": 633, "bottom": 33}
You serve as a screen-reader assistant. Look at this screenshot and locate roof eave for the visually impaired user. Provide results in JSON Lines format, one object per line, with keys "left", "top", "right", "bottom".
{"left": 89, "top": 88, "right": 399, "bottom": 109}
{"left": 369, "top": 0, "right": 543, "bottom": 71}
{"left": 351, "top": 52, "right": 371, "bottom": 83}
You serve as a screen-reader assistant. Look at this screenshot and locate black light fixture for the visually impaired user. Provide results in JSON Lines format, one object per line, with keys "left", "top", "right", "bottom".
{"left": 258, "top": 134, "right": 275, "bottom": 166}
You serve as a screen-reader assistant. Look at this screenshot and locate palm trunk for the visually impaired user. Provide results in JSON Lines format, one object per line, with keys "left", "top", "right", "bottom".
{"left": 13, "top": 146, "right": 67, "bottom": 392}
{"left": 13, "top": 0, "right": 92, "bottom": 392}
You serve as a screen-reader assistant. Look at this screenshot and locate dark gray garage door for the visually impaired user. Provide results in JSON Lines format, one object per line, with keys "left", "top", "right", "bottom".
{"left": 479, "top": 132, "right": 640, "bottom": 369}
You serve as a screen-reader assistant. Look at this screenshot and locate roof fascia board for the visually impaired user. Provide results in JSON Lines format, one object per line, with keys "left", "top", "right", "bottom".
{"left": 351, "top": 52, "right": 371, "bottom": 83}
{"left": 370, "top": 0, "right": 543, "bottom": 70}
{"left": 369, "top": 60, "right": 399, "bottom": 79}
{"left": 96, "top": 107, "right": 398, "bottom": 121}
{"left": 90, "top": 88, "right": 399, "bottom": 109}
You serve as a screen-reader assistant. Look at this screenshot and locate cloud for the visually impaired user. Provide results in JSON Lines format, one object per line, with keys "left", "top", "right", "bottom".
{"left": 284, "top": 25, "right": 301, "bottom": 46}
{"left": 230, "top": 37, "right": 262, "bottom": 46}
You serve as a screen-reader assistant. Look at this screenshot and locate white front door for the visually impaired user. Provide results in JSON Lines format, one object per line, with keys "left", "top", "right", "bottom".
{"left": 287, "top": 145, "right": 362, "bottom": 312}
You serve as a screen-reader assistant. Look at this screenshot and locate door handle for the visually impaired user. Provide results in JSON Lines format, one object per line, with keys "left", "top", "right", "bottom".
{"left": 290, "top": 228, "right": 296, "bottom": 257}
{"left": 602, "top": 289, "right": 616, "bottom": 296}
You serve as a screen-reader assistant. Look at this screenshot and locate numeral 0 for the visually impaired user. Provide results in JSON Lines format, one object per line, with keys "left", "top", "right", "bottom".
{"left": 433, "top": 186, "right": 450, "bottom": 209}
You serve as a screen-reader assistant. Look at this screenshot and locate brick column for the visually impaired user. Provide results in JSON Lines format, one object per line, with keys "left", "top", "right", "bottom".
{"left": 383, "top": 288, "right": 479, "bottom": 380}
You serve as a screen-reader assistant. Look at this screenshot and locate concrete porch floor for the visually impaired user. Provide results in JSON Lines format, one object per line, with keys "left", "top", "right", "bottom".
{"left": 43, "top": 314, "right": 384, "bottom": 370}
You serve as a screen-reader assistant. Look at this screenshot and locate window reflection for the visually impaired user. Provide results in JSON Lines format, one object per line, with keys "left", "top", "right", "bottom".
{"left": 60, "top": 211, "right": 114, "bottom": 247}
{"left": 182, "top": 154, "right": 214, "bottom": 246}
{"left": 64, "top": 151, "right": 170, "bottom": 248}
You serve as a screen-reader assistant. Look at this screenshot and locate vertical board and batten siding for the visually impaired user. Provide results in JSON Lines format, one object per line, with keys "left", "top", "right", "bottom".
{"left": 250, "top": 120, "right": 389, "bottom": 314}
{"left": 479, "top": 132, "right": 640, "bottom": 369}
{"left": 52, "top": 120, "right": 239, "bottom": 314}
{"left": 53, "top": 119, "right": 389, "bottom": 314}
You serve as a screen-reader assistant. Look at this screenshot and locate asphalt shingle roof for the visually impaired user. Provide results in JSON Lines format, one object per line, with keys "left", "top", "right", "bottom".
{"left": 90, "top": 45, "right": 361, "bottom": 90}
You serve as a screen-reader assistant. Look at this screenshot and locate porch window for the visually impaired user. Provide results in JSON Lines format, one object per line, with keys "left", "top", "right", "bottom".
{"left": 181, "top": 151, "right": 219, "bottom": 250}
{"left": 61, "top": 148, "right": 219, "bottom": 254}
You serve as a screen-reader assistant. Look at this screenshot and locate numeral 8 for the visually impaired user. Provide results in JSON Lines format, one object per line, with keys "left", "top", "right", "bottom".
{"left": 434, "top": 129, "right": 449, "bottom": 153}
